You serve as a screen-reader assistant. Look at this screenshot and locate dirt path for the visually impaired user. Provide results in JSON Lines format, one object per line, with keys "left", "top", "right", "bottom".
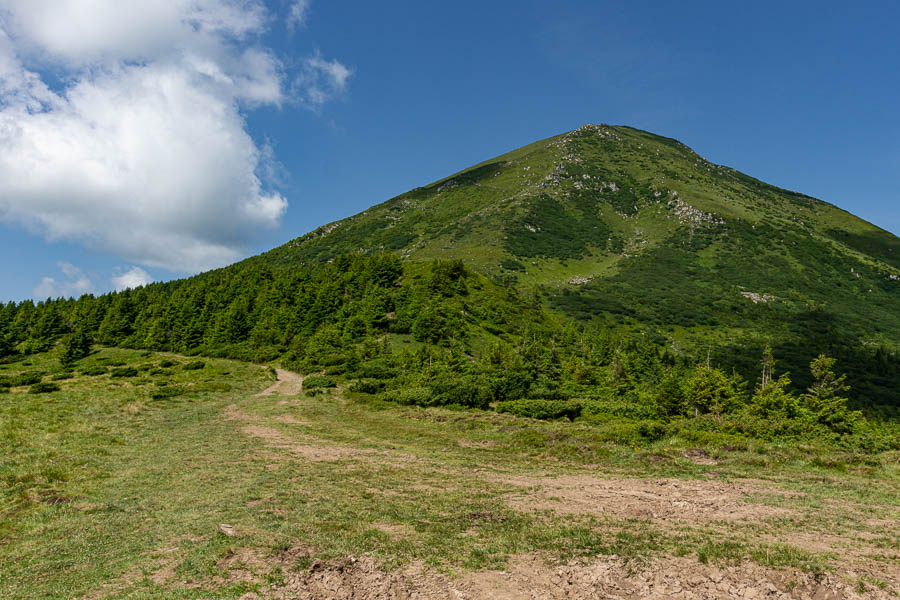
{"left": 255, "top": 369, "right": 304, "bottom": 396}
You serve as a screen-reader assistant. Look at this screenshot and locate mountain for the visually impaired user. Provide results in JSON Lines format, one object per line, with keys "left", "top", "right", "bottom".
{"left": 3, "top": 124, "right": 899, "bottom": 414}
{"left": 263, "top": 124, "right": 900, "bottom": 393}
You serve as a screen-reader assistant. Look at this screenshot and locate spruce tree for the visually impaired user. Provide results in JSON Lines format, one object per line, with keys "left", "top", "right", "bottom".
{"left": 802, "top": 355, "right": 860, "bottom": 434}
{"left": 60, "top": 329, "right": 92, "bottom": 367}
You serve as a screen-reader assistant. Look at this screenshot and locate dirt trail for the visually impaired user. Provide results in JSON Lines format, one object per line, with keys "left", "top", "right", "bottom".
{"left": 255, "top": 369, "right": 304, "bottom": 396}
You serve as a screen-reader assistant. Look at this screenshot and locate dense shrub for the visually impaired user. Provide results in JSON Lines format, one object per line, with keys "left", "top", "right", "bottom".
{"left": 12, "top": 372, "right": 43, "bottom": 386}
{"left": 429, "top": 378, "right": 491, "bottom": 409}
{"left": 182, "top": 360, "right": 206, "bottom": 371}
{"left": 349, "top": 379, "right": 386, "bottom": 394}
{"left": 581, "top": 396, "right": 662, "bottom": 421}
{"left": 381, "top": 387, "right": 431, "bottom": 406}
{"left": 354, "top": 360, "right": 398, "bottom": 380}
{"left": 51, "top": 372, "right": 75, "bottom": 381}
{"left": 485, "top": 371, "right": 532, "bottom": 403}
{"left": 151, "top": 386, "right": 186, "bottom": 400}
{"left": 29, "top": 382, "right": 60, "bottom": 394}
{"left": 158, "top": 359, "right": 177, "bottom": 368}
{"left": 304, "top": 375, "right": 337, "bottom": 389}
{"left": 324, "top": 364, "right": 346, "bottom": 376}
{"left": 110, "top": 367, "right": 139, "bottom": 378}
{"left": 495, "top": 398, "right": 582, "bottom": 421}
{"left": 81, "top": 366, "right": 108, "bottom": 376}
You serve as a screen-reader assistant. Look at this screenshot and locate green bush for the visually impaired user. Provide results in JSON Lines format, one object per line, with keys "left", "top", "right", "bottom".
{"left": 12, "top": 372, "right": 43, "bottom": 386}
{"left": 29, "top": 382, "right": 60, "bottom": 394}
{"left": 354, "top": 360, "right": 398, "bottom": 380}
{"left": 381, "top": 387, "right": 431, "bottom": 406}
{"left": 324, "top": 364, "right": 346, "bottom": 376}
{"left": 81, "top": 366, "right": 108, "bottom": 376}
{"left": 495, "top": 398, "right": 582, "bottom": 421}
{"left": 349, "top": 379, "right": 386, "bottom": 394}
{"left": 151, "top": 386, "right": 186, "bottom": 400}
{"left": 485, "top": 372, "right": 532, "bottom": 403}
{"left": 304, "top": 375, "right": 337, "bottom": 389}
{"left": 110, "top": 367, "right": 139, "bottom": 378}
{"left": 182, "top": 360, "right": 206, "bottom": 371}
{"left": 51, "top": 372, "right": 75, "bottom": 381}
{"left": 637, "top": 421, "right": 668, "bottom": 441}
{"left": 581, "top": 397, "right": 662, "bottom": 421}
{"left": 428, "top": 378, "right": 491, "bottom": 409}
{"left": 158, "top": 359, "right": 177, "bottom": 368}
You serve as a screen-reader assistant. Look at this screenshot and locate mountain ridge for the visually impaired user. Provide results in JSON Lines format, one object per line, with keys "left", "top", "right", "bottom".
{"left": 266, "top": 123, "right": 899, "bottom": 282}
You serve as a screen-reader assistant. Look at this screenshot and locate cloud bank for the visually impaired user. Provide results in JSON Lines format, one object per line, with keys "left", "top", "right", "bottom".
{"left": 0, "top": 0, "right": 349, "bottom": 273}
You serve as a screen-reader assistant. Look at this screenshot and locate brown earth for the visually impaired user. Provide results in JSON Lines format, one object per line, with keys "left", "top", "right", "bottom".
{"left": 226, "top": 549, "right": 889, "bottom": 600}
{"left": 255, "top": 369, "right": 304, "bottom": 396}
{"left": 500, "top": 475, "right": 798, "bottom": 523}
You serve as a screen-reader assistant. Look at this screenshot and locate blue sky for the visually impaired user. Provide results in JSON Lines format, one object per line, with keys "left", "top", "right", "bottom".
{"left": 1, "top": 0, "right": 898, "bottom": 302}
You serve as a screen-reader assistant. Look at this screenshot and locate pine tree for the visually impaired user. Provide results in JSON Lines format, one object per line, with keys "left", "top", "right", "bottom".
{"left": 802, "top": 355, "right": 860, "bottom": 434}
{"left": 0, "top": 333, "right": 12, "bottom": 358}
{"left": 60, "top": 329, "right": 92, "bottom": 367}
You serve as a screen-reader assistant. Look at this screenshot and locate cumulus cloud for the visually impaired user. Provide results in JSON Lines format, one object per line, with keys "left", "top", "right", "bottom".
{"left": 0, "top": 0, "right": 349, "bottom": 273}
{"left": 33, "top": 262, "right": 94, "bottom": 299}
{"left": 113, "top": 266, "right": 154, "bottom": 291}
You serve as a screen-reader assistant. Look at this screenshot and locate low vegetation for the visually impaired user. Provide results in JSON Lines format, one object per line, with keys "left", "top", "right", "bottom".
{"left": 0, "top": 348, "right": 897, "bottom": 599}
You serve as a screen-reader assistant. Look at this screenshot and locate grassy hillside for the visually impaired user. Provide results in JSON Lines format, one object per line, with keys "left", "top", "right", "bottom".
{"left": 2, "top": 349, "right": 898, "bottom": 599}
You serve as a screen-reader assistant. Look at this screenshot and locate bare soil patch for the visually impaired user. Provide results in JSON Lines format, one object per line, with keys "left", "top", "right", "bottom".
{"left": 274, "top": 415, "right": 307, "bottom": 424}
{"left": 369, "top": 522, "right": 414, "bottom": 538}
{"left": 255, "top": 369, "right": 304, "bottom": 397}
{"left": 242, "top": 424, "right": 365, "bottom": 462}
{"left": 227, "top": 551, "right": 894, "bottom": 600}
{"left": 500, "top": 475, "right": 798, "bottom": 524}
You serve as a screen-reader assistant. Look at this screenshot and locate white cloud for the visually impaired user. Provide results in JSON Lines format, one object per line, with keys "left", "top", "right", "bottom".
{"left": 112, "top": 266, "right": 154, "bottom": 291}
{"left": 33, "top": 262, "right": 94, "bottom": 299}
{"left": 295, "top": 51, "right": 352, "bottom": 111}
{"left": 0, "top": 0, "right": 349, "bottom": 273}
{"left": 0, "top": 0, "right": 267, "bottom": 65}
{"left": 288, "top": 0, "right": 311, "bottom": 29}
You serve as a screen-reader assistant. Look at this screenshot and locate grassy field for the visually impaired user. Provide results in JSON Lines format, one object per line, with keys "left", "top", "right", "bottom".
{"left": 1, "top": 349, "right": 898, "bottom": 599}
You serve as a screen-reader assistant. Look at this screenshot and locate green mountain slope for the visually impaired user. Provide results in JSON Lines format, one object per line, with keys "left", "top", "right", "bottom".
{"left": 2, "top": 124, "right": 898, "bottom": 416}
{"left": 266, "top": 124, "right": 900, "bottom": 376}
{"left": 270, "top": 124, "right": 899, "bottom": 282}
